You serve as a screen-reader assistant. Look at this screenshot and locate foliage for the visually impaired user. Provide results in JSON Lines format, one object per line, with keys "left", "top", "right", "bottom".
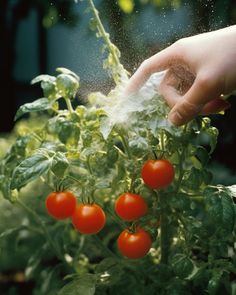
{"left": 0, "top": 0, "right": 236, "bottom": 294}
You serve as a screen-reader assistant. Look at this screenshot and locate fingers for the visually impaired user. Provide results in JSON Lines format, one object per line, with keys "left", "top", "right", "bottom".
{"left": 201, "top": 98, "right": 231, "bottom": 115}
{"left": 167, "top": 74, "right": 222, "bottom": 126}
{"left": 124, "top": 46, "right": 175, "bottom": 95}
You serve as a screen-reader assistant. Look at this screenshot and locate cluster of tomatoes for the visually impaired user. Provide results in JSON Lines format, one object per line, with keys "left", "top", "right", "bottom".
{"left": 45, "top": 159, "right": 175, "bottom": 259}
{"left": 45, "top": 192, "right": 106, "bottom": 234}
{"left": 116, "top": 159, "right": 175, "bottom": 259}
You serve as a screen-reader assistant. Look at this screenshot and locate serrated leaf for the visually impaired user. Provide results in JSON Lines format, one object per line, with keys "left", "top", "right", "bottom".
{"left": 58, "top": 274, "right": 96, "bottom": 295}
{"left": 10, "top": 151, "right": 53, "bottom": 189}
{"left": 171, "top": 254, "right": 194, "bottom": 279}
{"left": 205, "top": 187, "right": 235, "bottom": 235}
{"left": 15, "top": 98, "right": 53, "bottom": 121}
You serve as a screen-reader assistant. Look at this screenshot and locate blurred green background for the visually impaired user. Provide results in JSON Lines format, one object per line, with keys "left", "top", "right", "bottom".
{"left": 1, "top": 1, "right": 236, "bottom": 293}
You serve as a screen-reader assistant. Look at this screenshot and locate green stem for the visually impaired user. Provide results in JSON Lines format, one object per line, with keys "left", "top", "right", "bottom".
{"left": 119, "top": 132, "right": 131, "bottom": 158}
{"left": 64, "top": 97, "right": 74, "bottom": 114}
{"left": 87, "top": 0, "right": 120, "bottom": 67}
{"left": 157, "top": 191, "right": 170, "bottom": 264}
{"left": 87, "top": 0, "right": 128, "bottom": 84}
{"left": 105, "top": 206, "right": 127, "bottom": 229}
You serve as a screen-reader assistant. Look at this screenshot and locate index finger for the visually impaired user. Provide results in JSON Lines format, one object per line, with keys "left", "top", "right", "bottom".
{"left": 124, "top": 46, "right": 175, "bottom": 95}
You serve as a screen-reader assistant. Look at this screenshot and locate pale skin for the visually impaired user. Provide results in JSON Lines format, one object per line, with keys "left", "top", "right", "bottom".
{"left": 124, "top": 25, "right": 236, "bottom": 126}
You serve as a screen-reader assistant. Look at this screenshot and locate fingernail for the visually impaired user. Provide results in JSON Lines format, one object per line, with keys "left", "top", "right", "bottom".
{"left": 168, "top": 111, "right": 184, "bottom": 126}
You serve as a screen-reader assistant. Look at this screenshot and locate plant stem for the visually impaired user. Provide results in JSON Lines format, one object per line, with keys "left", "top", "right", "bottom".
{"left": 88, "top": 0, "right": 120, "bottom": 67}
{"left": 64, "top": 97, "right": 74, "bottom": 114}
{"left": 119, "top": 132, "right": 131, "bottom": 158}
{"left": 157, "top": 191, "right": 170, "bottom": 264}
{"left": 87, "top": 0, "right": 128, "bottom": 84}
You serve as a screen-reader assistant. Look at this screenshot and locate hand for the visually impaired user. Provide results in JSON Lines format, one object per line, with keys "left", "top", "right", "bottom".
{"left": 124, "top": 25, "right": 236, "bottom": 126}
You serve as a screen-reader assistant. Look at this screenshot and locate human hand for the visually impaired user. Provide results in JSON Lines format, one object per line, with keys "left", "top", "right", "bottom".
{"left": 124, "top": 25, "right": 236, "bottom": 126}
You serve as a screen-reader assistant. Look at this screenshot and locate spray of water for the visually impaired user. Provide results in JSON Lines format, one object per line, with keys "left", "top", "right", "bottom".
{"left": 97, "top": 71, "right": 172, "bottom": 139}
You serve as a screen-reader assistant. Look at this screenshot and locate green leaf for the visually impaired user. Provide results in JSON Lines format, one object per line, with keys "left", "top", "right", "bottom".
{"left": 205, "top": 127, "right": 218, "bottom": 154}
{"left": 0, "top": 175, "right": 10, "bottom": 200}
{"left": 51, "top": 152, "right": 69, "bottom": 178}
{"left": 0, "top": 227, "right": 22, "bottom": 240}
{"left": 208, "top": 271, "right": 223, "bottom": 295}
{"left": 56, "top": 74, "right": 79, "bottom": 99}
{"left": 10, "top": 151, "right": 53, "bottom": 189}
{"left": 56, "top": 68, "right": 80, "bottom": 82}
{"left": 205, "top": 187, "right": 235, "bottom": 235}
{"left": 15, "top": 98, "right": 54, "bottom": 120}
{"left": 58, "top": 274, "right": 96, "bottom": 295}
{"left": 195, "top": 146, "right": 210, "bottom": 166}
{"left": 186, "top": 167, "right": 203, "bottom": 190}
{"left": 58, "top": 120, "right": 80, "bottom": 145}
{"left": 171, "top": 254, "right": 194, "bottom": 279}
{"left": 31, "top": 74, "right": 56, "bottom": 85}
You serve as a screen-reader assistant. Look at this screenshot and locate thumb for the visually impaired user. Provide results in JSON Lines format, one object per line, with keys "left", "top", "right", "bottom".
{"left": 168, "top": 75, "right": 220, "bottom": 126}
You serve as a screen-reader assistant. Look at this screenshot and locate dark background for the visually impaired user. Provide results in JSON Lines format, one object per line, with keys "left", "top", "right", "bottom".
{"left": 1, "top": 0, "right": 236, "bottom": 183}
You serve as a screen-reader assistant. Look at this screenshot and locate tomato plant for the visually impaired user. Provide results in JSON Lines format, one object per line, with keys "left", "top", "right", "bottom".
{"left": 72, "top": 204, "right": 106, "bottom": 234}
{"left": 115, "top": 192, "right": 148, "bottom": 221}
{"left": 0, "top": 0, "right": 236, "bottom": 294}
{"left": 117, "top": 227, "right": 152, "bottom": 259}
{"left": 45, "top": 191, "right": 77, "bottom": 220}
{"left": 141, "top": 159, "right": 175, "bottom": 189}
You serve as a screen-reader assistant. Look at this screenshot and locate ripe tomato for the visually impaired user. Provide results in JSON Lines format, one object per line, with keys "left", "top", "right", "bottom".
{"left": 117, "top": 227, "right": 152, "bottom": 259}
{"left": 141, "top": 159, "right": 175, "bottom": 189}
{"left": 45, "top": 191, "right": 77, "bottom": 220}
{"left": 115, "top": 192, "right": 148, "bottom": 221}
{"left": 72, "top": 204, "right": 106, "bottom": 234}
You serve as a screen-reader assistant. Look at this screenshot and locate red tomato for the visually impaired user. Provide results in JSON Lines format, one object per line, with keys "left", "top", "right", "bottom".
{"left": 46, "top": 191, "right": 77, "bottom": 220}
{"left": 72, "top": 204, "right": 106, "bottom": 234}
{"left": 117, "top": 228, "right": 152, "bottom": 259}
{"left": 141, "top": 159, "right": 175, "bottom": 189}
{"left": 115, "top": 193, "right": 148, "bottom": 221}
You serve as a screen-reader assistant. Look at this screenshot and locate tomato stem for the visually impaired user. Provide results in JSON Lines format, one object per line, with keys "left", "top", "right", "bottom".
{"left": 119, "top": 132, "right": 131, "bottom": 158}
{"left": 64, "top": 97, "right": 74, "bottom": 114}
{"left": 87, "top": 0, "right": 128, "bottom": 85}
{"left": 157, "top": 191, "right": 170, "bottom": 264}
